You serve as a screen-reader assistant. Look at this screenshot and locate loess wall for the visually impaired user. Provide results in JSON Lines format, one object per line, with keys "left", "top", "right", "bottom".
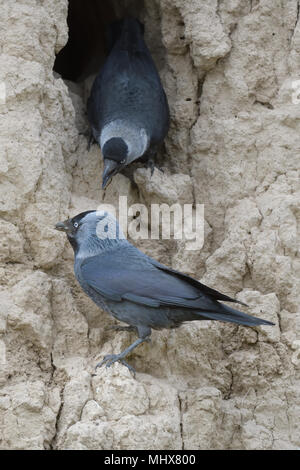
{"left": 0, "top": 0, "right": 299, "bottom": 449}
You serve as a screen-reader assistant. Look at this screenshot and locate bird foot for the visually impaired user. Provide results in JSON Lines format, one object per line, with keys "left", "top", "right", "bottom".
{"left": 96, "top": 354, "right": 136, "bottom": 376}
{"left": 147, "top": 159, "right": 155, "bottom": 176}
{"left": 94, "top": 336, "right": 150, "bottom": 377}
{"left": 147, "top": 159, "right": 164, "bottom": 176}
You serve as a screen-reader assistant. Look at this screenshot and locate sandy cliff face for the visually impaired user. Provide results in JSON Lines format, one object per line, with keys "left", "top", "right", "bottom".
{"left": 0, "top": 0, "right": 299, "bottom": 449}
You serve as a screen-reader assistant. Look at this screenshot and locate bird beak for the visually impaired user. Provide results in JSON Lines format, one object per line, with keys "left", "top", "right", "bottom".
{"left": 55, "top": 219, "right": 71, "bottom": 233}
{"left": 102, "top": 160, "right": 119, "bottom": 189}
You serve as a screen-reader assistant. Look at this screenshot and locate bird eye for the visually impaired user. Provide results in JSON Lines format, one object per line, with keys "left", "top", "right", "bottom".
{"left": 73, "top": 222, "right": 79, "bottom": 228}
{"left": 120, "top": 159, "right": 126, "bottom": 164}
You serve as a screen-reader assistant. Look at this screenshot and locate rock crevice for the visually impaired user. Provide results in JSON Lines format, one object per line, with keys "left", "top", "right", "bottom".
{"left": 0, "top": 0, "right": 299, "bottom": 450}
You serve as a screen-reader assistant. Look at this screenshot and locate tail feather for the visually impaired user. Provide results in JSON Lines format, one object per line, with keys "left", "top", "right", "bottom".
{"left": 198, "top": 303, "right": 274, "bottom": 327}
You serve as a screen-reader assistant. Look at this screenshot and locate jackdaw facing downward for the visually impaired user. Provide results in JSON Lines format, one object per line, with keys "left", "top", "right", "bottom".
{"left": 87, "top": 17, "right": 170, "bottom": 188}
{"left": 55, "top": 211, "right": 274, "bottom": 374}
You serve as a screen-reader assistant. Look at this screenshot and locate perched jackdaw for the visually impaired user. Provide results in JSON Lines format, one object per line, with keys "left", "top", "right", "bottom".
{"left": 87, "top": 17, "right": 170, "bottom": 188}
{"left": 55, "top": 211, "right": 274, "bottom": 374}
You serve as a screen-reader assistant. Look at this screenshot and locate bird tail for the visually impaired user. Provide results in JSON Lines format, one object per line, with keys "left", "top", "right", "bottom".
{"left": 198, "top": 303, "right": 274, "bottom": 327}
{"left": 106, "top": 17, "right": 145, "bottom": 53}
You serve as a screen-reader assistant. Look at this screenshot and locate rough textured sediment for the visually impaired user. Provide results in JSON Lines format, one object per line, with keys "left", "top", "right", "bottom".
{"left": 0, "top": 0, "right": 299, "bottom": 449}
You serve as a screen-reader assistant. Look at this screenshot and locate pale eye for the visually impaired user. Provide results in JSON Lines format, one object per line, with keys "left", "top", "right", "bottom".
{"left": 120, "top": 159, "right": 126, "bottom": 164}
{"left": 73, "top": 222, "right": 79, "bottom": 228}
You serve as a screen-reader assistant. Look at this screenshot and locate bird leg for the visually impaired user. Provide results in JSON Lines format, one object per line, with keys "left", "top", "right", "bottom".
{"left": 96, "top": 336, "right": 151, "bottom": 375}
{"left": 147, "top": 158, "right": 156, "bottom": 176}
{"left": 87, "top": 131, "right": 97, "bottom": 151}
{"left": 143, "top": 145, "right": 164, "bottom": 176}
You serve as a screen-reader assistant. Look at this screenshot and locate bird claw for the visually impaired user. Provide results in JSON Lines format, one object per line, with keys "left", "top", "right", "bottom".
{"left": 87, "top": 132, "right": 97, "bottom": 151}
{"left": 95, "top": 354, "right": 136, "bottom": 376}
{"left": 148, "top": 159, "right": 155, "bottom": 176}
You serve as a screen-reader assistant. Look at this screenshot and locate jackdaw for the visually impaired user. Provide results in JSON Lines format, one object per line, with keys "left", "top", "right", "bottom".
{"left": 55, "top": 211, "right": 274, "bottom": 374}
{"left": 87, "top": 17, "right": 170, "bottom": 188}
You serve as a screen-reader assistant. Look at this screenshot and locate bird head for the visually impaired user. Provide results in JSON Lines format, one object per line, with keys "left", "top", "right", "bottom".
{"left": 55, "top": 210, "right": 125, "bottom": 255}
{"left": 102, "top": 137, "right": 128, "bottom": 189}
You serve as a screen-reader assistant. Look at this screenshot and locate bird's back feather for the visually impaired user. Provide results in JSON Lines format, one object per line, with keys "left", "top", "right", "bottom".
{"left": 87, "top": 17, "right": 169, "bottom": 145}
{"left": 106, "top": 17, "right": 145, "bottom": 54}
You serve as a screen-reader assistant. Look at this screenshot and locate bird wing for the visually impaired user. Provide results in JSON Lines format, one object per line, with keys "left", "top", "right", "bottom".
{"left": 79, "top": 247, "right": 241, "bottom": 311}
{"left": 87, "top": 68, "right": 104, "bottom": 133}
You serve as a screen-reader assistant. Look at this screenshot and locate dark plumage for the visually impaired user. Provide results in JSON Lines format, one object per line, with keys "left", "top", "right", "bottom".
{"left": 55, "top": 211, "right": 274, "bottom": 375}
{"left": 87, "top": 17, "right": 170, "bottom": 188}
